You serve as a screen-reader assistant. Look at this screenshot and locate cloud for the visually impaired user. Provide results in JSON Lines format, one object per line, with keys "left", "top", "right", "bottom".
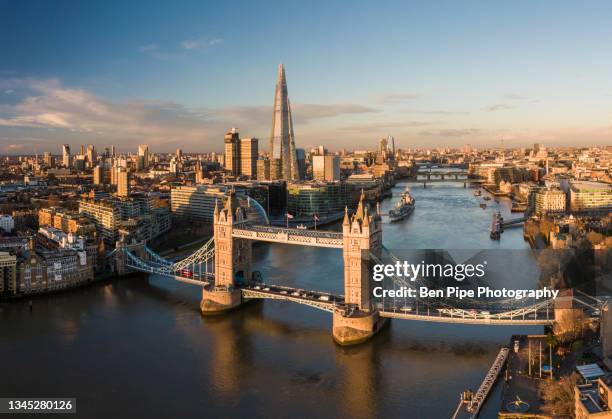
{"left": 139, "top": 44, "right": 158, "bottom": 52}
{"left": 336, "top": 120, "right": 438, "bottom": 132}
{"left": 485, "top": 104, "right": 515, "bottom": 112}
{"left": 418, "top": 128, "right": 481, "bottom": 137}
{"left": 292, "top": 104, "right": 378, "bottom": 122}
{"left": 0, "top": 78, "right": 377, "bottom": 152}
{"left": 181, "top": 40, "right": 200, "bottom": 50}
{"left": 181, "top": 38, "right": 223, "bottom": 50}
{"left": 377, "top": 93, "right": 419, "bottom": 104}
{"left": 503, "top": 93, "right": 526, "bottom": 100}
{"left": 404, "top": 108, "right": 470, "bottom": 115}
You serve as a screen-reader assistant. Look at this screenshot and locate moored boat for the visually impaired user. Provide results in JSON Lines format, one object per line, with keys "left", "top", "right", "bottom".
{"left": 389, "top": 190, "right": 415, "bottom": 222}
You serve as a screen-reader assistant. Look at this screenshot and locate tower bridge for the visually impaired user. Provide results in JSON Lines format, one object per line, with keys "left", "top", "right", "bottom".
{"left": 117, "top": 191, "right": 599, "bottom": 346}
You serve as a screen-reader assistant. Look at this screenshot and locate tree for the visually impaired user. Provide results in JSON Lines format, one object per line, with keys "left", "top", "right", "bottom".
{"left": 540, "top": 372, "right": 578, "bottom": 417}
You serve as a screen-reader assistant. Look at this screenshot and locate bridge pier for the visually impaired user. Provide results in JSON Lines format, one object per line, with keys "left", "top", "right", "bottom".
{"left": 200, "top": 286, "right": 242, "bottom": 314}
{"left": 332, "top": 310, "right": 387, "bottom": 345}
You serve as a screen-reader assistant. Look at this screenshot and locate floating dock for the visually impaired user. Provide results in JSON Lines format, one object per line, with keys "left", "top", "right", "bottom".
{"left": 451, "top": 347, "right": 510, "bottom": 419}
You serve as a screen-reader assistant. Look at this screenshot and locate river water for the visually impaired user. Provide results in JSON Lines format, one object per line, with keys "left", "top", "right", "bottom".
{"left": 1, "top": 181, "right": 543, "bottom": 419}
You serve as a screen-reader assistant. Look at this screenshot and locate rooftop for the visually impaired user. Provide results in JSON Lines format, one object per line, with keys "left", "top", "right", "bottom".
{"left": 570, "top": 181, "right": 612, "bottom": 191}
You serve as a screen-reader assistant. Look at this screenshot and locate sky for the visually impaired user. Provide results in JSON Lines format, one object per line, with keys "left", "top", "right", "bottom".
{"left": 0, "top": 0, "right": 611, "bottom": 154}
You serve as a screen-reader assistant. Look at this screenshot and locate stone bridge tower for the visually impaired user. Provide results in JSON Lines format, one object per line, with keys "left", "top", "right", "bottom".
{"left": 201, "top": 193, "right": 252, "bottom": 314}
{"left": 342, "top": 191, "right": 382, "bottom": 311}
{"left": 334, "top": 192, "right": 385, "bottom": 345}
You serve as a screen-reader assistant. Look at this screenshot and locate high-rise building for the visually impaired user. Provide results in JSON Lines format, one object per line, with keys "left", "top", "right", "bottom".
{"left": 62, "top": 144, "right": 71, "bottom": 168}
{"left": 138, "top": 144, "right": 149, "bottom": 168}
{"left": 295, "top": 148, "right": 306, "bottom": 180}
{"left": 176, "top": 148, "right": 183, "bottom": 159}
{"left": 224, "top": 128, "right": 240, "bottom": 176}
{"left": 240, "top": 137, "right": 258, "bottom": 178}
{"left": 86, "top": 144, "right": 96, "bottom": 167}
{"left": 43, "top": 152, "right": 55, "bottom": 168}
{"left": 117, "top": 168, "right": 130, "bottom": 197}
{"left": 313, "top": 155, "right": 340, "bottom": 181}
{"left": 169, "top": 157, "right": 180, "bottom": 175}
{"left": 110, "top": 164, "right": 118, "bottom": 185}
{"left": 257, "top": 158, "right": 270, "bottom": 180}
{"left": 93, "top": 165, "right": 104, "bottom": 185}
{"left": 270, "top": 64, "right": 299, "bottom": 180}
{"left": 387, "top": 135, "right": 395, "bottom": 160}
{"left": 270, "top": 158, "right": 282, "bottom": 180}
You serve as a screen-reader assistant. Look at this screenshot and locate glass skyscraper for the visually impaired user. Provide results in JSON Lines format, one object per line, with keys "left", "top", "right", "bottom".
{"left": 270, "top": 64, "right": 300, "bottom": 180}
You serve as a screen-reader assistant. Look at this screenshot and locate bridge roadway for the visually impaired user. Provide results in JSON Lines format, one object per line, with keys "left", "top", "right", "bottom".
{"left": 378, "top": 309, "right": 552, "bottom": 325}
{"left": 173, "top": 276, "right": 554, "bottom": 325}
{"left": 232, "top": 224, "right": 344, "bottom": 248}
{"left": 241, "top": 283, "right": 342, "bottom": 312}
{"left": 125, "top": 256, "right": 555, "bottom": 325}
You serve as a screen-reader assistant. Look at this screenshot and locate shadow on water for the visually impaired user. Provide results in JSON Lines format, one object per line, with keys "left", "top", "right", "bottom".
{"left": 0, "top": 180, "right": 543, "bottom": 419}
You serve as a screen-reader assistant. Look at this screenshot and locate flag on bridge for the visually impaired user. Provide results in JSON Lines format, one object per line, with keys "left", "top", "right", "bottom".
{"left": 286, "top": 213, "right": 294, "bottom": 219}
{"left": 313, "top": 214, "right": 319, "bottom": 221}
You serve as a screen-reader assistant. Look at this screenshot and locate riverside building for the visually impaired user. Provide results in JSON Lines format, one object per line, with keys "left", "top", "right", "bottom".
{"left": 535, "top": 187, "right": 567, "bottom": 215}
{"left": 171, "top": 185, "right": 227, "bottom": 222}
{"left": 0, "top": 251, "right": 17, "bottom": 297}
{"left": 569, "top": 181, "right": 612, "bottom": 213}
{"left": 286, "top": 181, "right": 353, "bottom": 216}
{"left": 79, "top": 195, "right": 170, "bottom": 246}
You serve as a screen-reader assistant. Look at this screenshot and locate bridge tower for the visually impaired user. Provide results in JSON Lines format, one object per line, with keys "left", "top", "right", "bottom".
{"left": 333, "top": 192, "right": 386, "bottom": 345}
{"left": 201, "top": 193, "right": 252, "bottom": 314}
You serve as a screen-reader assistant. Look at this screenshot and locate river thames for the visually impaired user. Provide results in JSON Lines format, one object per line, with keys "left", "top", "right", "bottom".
{"left": 1, "top": 181, "right": 544, "bottom": 418}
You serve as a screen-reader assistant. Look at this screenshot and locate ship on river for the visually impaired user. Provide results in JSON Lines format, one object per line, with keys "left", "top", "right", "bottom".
{"left": 389, "top": 190, "right": 415, "bottom": 222}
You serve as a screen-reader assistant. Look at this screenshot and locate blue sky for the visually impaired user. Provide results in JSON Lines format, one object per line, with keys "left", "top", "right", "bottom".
{"left": 1, "top": 0, "right": 611, "bottom": 153}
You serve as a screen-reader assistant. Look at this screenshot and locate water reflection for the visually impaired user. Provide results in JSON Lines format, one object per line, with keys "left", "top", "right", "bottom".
{"left": 0, "top": 181, "right": 543, "bottom": 419}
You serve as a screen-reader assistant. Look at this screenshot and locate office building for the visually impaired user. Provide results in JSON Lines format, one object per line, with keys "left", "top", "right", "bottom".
{"left": 117, "top": 168, "right": 130, "bottom": 197}
{"left": 171, "top": 186, "right": 226, "bottom": 222}
{"left": 286, "top": 182, "right": 352, "bottom": 216}
{"left": 0, "top": 214, "right": 15, "bottom": 233}
{"left": 86, "top": 144, "right": 96, "bottom": 167}
{"left": 240, "top": 137, "right": 258, "bottom": 178}
{"left": 93, "top": 165, "right": 104, "bottom": 185}
{"left": 62, "top": 144, "right": 71, "bottom": 168}
{"left": 535, "top": 188, "right": 567, "bottom": 215}
{"left": 257, "top": 158, "right": 271, "bottom": 180}
{"left": 569, "top": 181, "right": 612, "bottom": 213}
{"left": 269, "top": 64, "right": 299, "bottom": 180}
{"left": 313, "top": 155, "right": 340, "bottom": 181}
{"left": 43, "top": 152, "right": 55, "bottom": 168}
{"left": 224, "top": 128, "right": 240, "bottom": 176}
{"left": 138, "top": 144, "right": 149, "bottom": 169}
{"left": 270, "top": 158, "right": 282, "bottom": 180}
{"left": 296, "top": 148, "right": 306, "bottom": 180}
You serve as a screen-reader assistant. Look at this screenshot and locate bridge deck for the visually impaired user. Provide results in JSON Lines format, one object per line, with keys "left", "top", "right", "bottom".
{"left": 233, "top": 225, "right": 344, "bottom": 248}
{"left": 241, "top": 283, "right": 342, "bottom": 312}
{"left": 379, "top": 310, "right": 552, "bottom": 325}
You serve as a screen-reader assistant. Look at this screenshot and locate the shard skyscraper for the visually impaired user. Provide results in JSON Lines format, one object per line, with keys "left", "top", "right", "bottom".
{"left": 270, "top": 64, "right": 300, "bottom": 180}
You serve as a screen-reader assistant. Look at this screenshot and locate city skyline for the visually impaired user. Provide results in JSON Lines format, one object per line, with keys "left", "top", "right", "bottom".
{"left": 1, "top": 0, "right": 612, "bottom": 154}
